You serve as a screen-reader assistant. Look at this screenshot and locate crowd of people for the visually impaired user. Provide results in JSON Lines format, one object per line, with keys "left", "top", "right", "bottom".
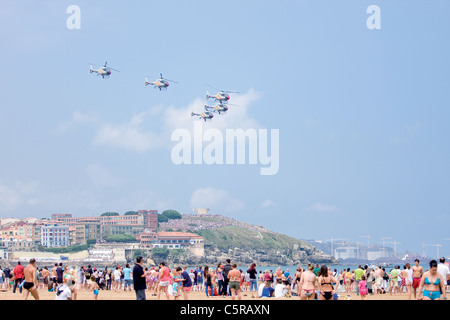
{"left": 159, "top": 214, "right": 271, "bottom": 234}
{"left": 0, "top": 257, "right": 448, "bottom": 300}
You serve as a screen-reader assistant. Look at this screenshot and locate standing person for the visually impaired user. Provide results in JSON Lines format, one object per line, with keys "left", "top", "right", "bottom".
{"left": 317, "top": 265, "right": 338, "bottom": 300}
{"left": 411, "top": 259, "right": 423, "bottom": 299}
{"left": 222, "top": 259, "right": 232, "bottom": 296}
{"left": 228, "top": 264, "right": 242, "bottom": 300}
{"left": 89, "top": 275, "right": 99, "bottom": 300}
{"left": 113, "top": 266, "right": 122, "bottom": 292}
{"left": 389, "top": 266, "right": 400, "bottom": 295}
{"left": 216, "top": 263, "right": 224, "bottom": 296}
{"left": 132, "top": 256, "right": 147, "bottom": 300}
{"left": 294, "top": 267, "right": 303, "bottom": 296}
{"left": 354, "top": 265, "right": 364, "bottom": 296}
{"left": 56, "top": 263, "right": 64, "bottom": 287}
{"left": 299, "top": 264, "right": 316, "bottom": 300}
{"left": 404, "top": 263, "right": 413, "bottom": 300}
{"left": 197, "top": 267, "right": 204, "bottom": 293}
{"left": 157, "top": 261, "right": 171, "bottom": 300}
{"left": 204, "top": 266, "right": 214, "bottom": 297}
{"left": 344, "top": 268, "right": 352, "bottom": 293}
{"left": 437, "top": 257, "right": 450, "bottom": 292}
{"left": 358, "top": 275, "right": 368, "bottom": 300}
{"left": 76, "top": 266, "right": 85, "bottom": 290}
{"left": 123, "top": 264, "right": 132, "bottom": 292}
{"left": 106, "top": 268, "right": 112, "bottom": 291}
{"left": 247, "top": 263, "right": 258, "bottom": 298}
{"left": 417, "top": 260, "right": 447, "bottom": 300}
{"left": 374, "top": 267, "right": 384, "bottom": 294}
{"left": 85, "top": 265, "right": 92, "bottom": 290}
{"left": 0, "top": 266, "right": 4, "bottom": 290}
{"left": 12, "top": 261, "right": 24, "bottom": 294}
{"left": 22, "top": 259, "right": 39, "bottom": 300}
{"left": 180, "top": 266, "right": 193, "bottom": 300}
{"left": 3, "top": 266, "right": 11, "bottom": 290}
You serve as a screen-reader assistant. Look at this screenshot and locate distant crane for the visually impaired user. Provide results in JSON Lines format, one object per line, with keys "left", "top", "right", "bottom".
{"left": 380, "top": 236, "right": 392, "bottom": 258}
{"left": 325, "top": 238, "right": 347, "bottom": 257}
{"left": 426, "top": 243, "right": 443, "bottom": 259}
{"left": 385, "top": 240, "right": 402, "bottom": 258}
{"left": 359, "top": 234, "right": 371, "bottom": 248}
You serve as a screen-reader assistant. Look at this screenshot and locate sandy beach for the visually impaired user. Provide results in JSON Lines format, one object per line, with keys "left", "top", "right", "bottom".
{"left": 0, "top": 288, "right": 427, "bottom": 300}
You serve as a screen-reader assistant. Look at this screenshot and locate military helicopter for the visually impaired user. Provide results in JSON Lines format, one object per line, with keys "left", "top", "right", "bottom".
{"left": 206, "top": 85, "right": 239, "bottom": 104}
{"left": 205, "top": 101, "right": 238, "bottom": 115}
{"left": 89, "top": 61, "right": 120, "bottom": 79}
{"left": 191, "top": 107, "right": 214, "bottom": 122}
{"left": 145, "top": 73, "right": 178, "bottom": 91}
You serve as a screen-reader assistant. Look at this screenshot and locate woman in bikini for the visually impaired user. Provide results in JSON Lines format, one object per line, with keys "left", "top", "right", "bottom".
{"left": 417, "top": 260, "right": 446, "bottom": 300}
{"left": 299, "top": 264, "right": 316, "bottom": 300}
{"left": 294, "top": 267, "right": 303, "bottom": 297}
{"left": 317, "top": 265, "right": 338, "bottom": 300}
{"left": 344, "top": 268, "right": 352, "bottom": 293}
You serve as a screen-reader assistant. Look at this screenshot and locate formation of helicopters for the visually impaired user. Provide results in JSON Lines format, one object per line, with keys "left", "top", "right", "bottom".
{"left": 89, "top": 62, "right": 238, "bottom": 122}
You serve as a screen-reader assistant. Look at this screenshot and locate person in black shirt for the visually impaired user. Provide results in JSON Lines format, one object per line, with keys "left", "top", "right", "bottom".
{"left": 247, "top": 263, "right": 258, "bottom": 298}
{"left": 56, "top": 263, "right": 64, "bottom": 285}
{"left": 222, "top": 259, "right": 232, "bottom": 296}
{"left": 133, "top": 256, "right": 147, "bottom": 300}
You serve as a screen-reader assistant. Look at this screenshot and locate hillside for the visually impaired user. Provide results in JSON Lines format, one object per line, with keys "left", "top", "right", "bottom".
{"left": 159, "top": 214, "right": 338, "bottom": 265}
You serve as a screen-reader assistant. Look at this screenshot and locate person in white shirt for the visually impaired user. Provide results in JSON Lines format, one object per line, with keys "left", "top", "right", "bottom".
{"left": 55, "top": 277, "right": 75, "bottom": 300}
{"left": 274, "top": 280, "right": 287, "bottom": 298}
{"left": 437, "top": 257, "right": 450, "bottom": 292}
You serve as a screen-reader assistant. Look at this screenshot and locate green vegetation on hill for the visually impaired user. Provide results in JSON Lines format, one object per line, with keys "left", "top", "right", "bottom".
{"left": 195, "top": 226, "right": 310, "bottom": 251}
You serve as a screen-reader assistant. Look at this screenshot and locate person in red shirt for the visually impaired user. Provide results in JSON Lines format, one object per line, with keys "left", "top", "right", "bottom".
{"left": 13, "top": 261, "right": 25, "bottom": 294}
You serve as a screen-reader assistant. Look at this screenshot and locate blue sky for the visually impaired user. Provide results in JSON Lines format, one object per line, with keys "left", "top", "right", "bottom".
{"left": 1, "top": 0, "right": 450, "bottom": 258}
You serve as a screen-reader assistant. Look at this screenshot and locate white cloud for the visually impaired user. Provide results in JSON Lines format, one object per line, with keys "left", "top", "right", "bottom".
{"left": 261, "top": 199, "right": 276, "bottom": 208}
{"left": 307, "top": 202, "right": 338, "bottom": 213}
{"left": 56, "top": 110, "right": 100, "bottom": 132}
{"left": 0, "top": 181, "right": 42, "bottom": 213}
{"left": 59, "top": 89, "right": 263, "bottom": 153}
{"left": 93, "top": 111, "right": 164, "bottom": 152}
{"left": 190, "top": 187, "right": 245, "bottom": 214}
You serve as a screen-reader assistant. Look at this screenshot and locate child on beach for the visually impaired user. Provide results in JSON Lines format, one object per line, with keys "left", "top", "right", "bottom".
{"left": 359, "top": 275, "right": 367, "bottom": 300}
{"left": 89, "top": 275, "right": 99, "bottom": 300}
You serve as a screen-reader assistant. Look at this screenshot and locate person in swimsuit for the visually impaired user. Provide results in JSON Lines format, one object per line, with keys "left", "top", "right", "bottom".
{"left": 23, "top": 258, "right": 39, "bottom": 300}
{"left": 89, "top": 275, "right": 99, "bottom": 300}
{"left": 358, "top": 275, "right": 368, "bottom": 300}
{"left": 157, "top": 262, "right": 171, "bottom": 300}
{"left": 299, "top": 264, "right": 316, "bottom": 300}
{"left": 411, "top": 259, "right": 423, "bottom": 299}
{"left": 227, "top": 264, "right": 242, "bottom": 300}
{"left": 317, "top": 265, "right": 338, "bottom": 300}
{"left": 294, "top": 267, "right": 303, "bottom": 297}
{"left": 417, "top": 260, "right": 446, "bottom": 300}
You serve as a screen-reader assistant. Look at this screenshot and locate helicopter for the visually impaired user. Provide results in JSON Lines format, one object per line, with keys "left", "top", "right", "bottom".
{"left": 206, "top": 85, "right": 239, "bottom": 104}
{"left": 89, "top": 61, "right": 120, "bottom": 79}
{"left": 205, "top": 101, "right": 238, "bottom": 115}
{"left": 145, "top": 73, "right": 178, "bottom": 90}
{"left": 191, "top": 108, "right": 214, "bottom": 122}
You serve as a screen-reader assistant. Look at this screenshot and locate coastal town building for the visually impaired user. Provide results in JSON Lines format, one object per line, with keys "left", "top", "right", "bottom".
{"left": 41, "top": 224, "right": 70, "bottom": 248}
{"left": 137, "top": 231, "right": 205, "bottom": 256}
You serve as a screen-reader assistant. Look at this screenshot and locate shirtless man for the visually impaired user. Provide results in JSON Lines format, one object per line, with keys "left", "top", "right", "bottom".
{"left": 411, "top": 259, "right": 423, "bottom": 299}
{"left": 227, "top": 264, "right": 242, "bottom": 300}
{"left": 299, "top": 264, "right": 316, "bottom": 300}
{"left": 51, "top": 263, "right": 58, "bottom": 291}
{"left": 42, "top": 267, "right": 50, "bottom": 290}
{"left": 23, "top": 258, "right": 39, "bottom": 300}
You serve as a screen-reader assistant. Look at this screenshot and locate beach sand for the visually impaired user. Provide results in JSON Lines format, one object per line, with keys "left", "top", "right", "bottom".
{"left": 0, "top": 288, "right": 421, "bottom": 300}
